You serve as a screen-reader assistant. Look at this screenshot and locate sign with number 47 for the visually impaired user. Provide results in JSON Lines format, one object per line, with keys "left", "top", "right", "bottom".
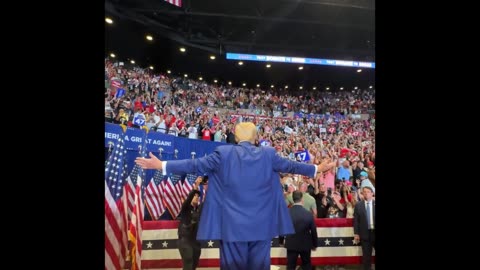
{"left": 294, "top": 150, "right": 310, "bottom": 162}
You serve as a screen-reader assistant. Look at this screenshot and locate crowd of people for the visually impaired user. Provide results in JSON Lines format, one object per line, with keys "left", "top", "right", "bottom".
{"left": 104, "top": 59, "right": 376, "bottom": 201}
{"left": 105, "top": 60, "right": 376, "bottom": 269}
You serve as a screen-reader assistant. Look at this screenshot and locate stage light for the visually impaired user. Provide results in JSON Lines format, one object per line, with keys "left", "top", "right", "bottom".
{"left": 105, "top": 17, "right": 113, "bottom": 24}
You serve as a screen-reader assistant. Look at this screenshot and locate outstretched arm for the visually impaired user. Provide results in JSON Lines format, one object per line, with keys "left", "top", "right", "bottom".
{"left": 135, "top": 150, "right": 221, "bottom": 176}
{"left": 272, "top": 150, "right": 335, "bottom": 178}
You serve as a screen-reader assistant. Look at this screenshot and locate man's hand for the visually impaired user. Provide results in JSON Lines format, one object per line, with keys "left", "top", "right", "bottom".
{"left": 316, "top": 159, "right": 335, "bottom": 173}
{"left": 354, "top": 234, "right": 360, "bottom": 244}
{"left": 135, "top": 152, "right": 162, "bottom": 170}
{"left": 193, "top": 176, "right": 203, "bottom": 190}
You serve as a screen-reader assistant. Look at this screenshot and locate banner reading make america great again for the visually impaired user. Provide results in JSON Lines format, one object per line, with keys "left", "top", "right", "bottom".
{"left": 105, "top": 122, "right": 124, "bottom": 147}
{"left": 124, "top": 127, "right": 147, "bottom": 150}
{"left": 146, "top": 131, "right": 175, "bottom": 153}
{"left": 105, "top": 123, "right": 175, "bottom": 153}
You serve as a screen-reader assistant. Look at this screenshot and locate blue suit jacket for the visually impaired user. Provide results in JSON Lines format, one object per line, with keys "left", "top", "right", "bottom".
{"left": 165, "top": 141, "right": 316, "bottom": 242}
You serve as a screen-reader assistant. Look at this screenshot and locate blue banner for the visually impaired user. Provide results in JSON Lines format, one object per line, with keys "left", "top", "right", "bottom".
{"left": 105, "top": 123, "right": 228, "bottom": 161}
{"left": 105, "top": 122, "right": 124, "bottom": 147}
{"left": 124, "top": 127, "right": 147, "bottom": 150}
{"left": 115, "top": 88, "right": 126, "bottom": 98}
{"left": 295, "top": 150, "right": 310, "bottom": 162}
{"left": 146, "top": 131, "right": 175, "bottom": 154}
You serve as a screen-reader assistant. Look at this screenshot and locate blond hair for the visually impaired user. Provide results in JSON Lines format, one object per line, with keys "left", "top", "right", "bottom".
{"left": 235, "top": 122, "right": 257, "bottom": 143}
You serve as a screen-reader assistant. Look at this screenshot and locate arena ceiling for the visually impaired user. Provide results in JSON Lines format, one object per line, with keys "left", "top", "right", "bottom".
{"left": 105, "top": 0, "right": 375, "bottom": 90}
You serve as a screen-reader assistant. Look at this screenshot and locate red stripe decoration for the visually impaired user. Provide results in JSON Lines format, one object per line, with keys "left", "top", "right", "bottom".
{"left": 140, "top": 218, "right": 374, "bottom": 268}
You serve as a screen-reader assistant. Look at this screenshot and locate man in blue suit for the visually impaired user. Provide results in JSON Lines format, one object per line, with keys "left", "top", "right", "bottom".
{"left": 135, "top": 122, "right": 333, "bottom": 270}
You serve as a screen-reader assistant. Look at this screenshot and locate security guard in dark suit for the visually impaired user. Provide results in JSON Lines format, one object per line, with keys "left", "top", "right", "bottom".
{"left": 353, "top": 186, "right": 375, "bottom": 270}
{"left": 280, "top": 190, "right": 318, "bottom": 270}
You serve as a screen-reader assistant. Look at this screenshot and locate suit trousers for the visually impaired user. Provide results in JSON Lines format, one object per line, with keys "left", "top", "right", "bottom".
{"left": 361, "top": 229, "right": 375, "bottom": 270}
{"left": 219, "top": 240, "right": 270, "bottom": 270}
{"left": 178, "top": 238, "right": 201, "bottom": 270}
{"left": 286, "top": 249, "right": 312, "bottom": 270}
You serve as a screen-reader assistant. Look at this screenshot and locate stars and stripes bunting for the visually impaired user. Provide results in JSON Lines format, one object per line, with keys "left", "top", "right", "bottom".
{"left": 139, "top": 219, "right": 374, "bottom": 268}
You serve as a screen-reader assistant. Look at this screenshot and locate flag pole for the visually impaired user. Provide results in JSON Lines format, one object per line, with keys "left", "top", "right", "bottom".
{"left": 105, "top": 141, "right": 114, "bottom": 166}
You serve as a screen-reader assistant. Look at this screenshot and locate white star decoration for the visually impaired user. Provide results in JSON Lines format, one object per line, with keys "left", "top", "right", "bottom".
{"left": 207, "top": 240, "right": 214, "bottom": 247}
{"left": 146, "top": 242, "right": 153, "bottom": 248}
{"left": 162, "top": 241, "right": 168, "bottom": 248}
{"left": 339, "top": 239, "right": 344, "bottom": 245}
{"left": 352, "top": 239, "right": 358, "bottom": 245}
{"left": 324, "top": 239, "right": 330, "bottom": 245}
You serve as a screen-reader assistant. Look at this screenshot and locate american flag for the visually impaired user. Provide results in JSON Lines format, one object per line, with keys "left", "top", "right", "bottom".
{"left": 126, "top": 154, "right": 144, "bottom": 219}
{"left": 181, "top": 174, "right": 196, "bottom": 199}
{"left": 165, "top": 0, "right": 182, "bottom": 8}
{"left": 128, "top": 170, "right": 145, "bottom": 270}
{"left": 105, "top": 137, "right": 129, "bottom": 270}
{"left": 145, "top": 170, "right": 166, "bottom": 220}
{"left": 128, "top": 146, "right": 147, "bottom": 270}
{"left": 173, "top": 174, "right": 185, "bottom": 202}
{"left": 162, "top": 174, "right": 183, "bottom": 218}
